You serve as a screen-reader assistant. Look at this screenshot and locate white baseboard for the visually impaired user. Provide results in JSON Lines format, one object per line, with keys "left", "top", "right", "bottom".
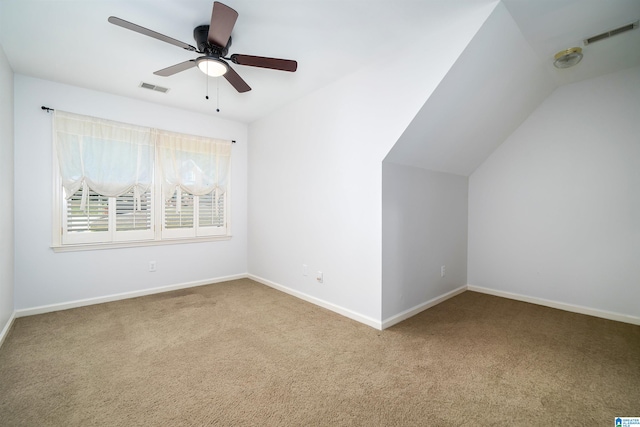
{"left": 467, "top": 285, "right": 640, "bottom": 326}
{"left": 381, "top": 285, "right": 467, "bottom": 329}
{"left": 0, "top": 311, "right": 16, "bottom": 349}
{"left": 248, "top": 274, "right": 383, "bottom": 330}
{"left": 12, "top": 273, "right": 638, "bottom": 340}
{"left": 15, "top": 273, "right": 248, "bottom": 318}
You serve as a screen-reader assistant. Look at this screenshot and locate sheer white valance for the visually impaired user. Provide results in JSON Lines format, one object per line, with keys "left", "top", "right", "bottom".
{"left": 54, "top": 111, "right": 233, "bottom": 213}
{"left": 54, "top": 111, "right": 153, "bottom": 210}
{"left": 156, "top": 130, "right": 232, "bottom": 203}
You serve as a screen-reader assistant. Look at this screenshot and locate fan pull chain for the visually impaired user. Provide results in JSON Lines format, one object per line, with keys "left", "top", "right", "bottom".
{"left": 205, "top": 65, "right": 209, "bottom": 100}
{"left": 216, "top": 78, "right": 220, "bottom": 112}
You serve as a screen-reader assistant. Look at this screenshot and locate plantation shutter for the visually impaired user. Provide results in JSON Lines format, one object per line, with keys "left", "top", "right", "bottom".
{"left": 164, "top": 189, "right": 195, "bottom": 229}
{"left": 198, "top": 191, "right": 225, "bottom": 228}
{"left": 115, "top": 189, "right": 153, "bottom": 232}
{"left": 65, "top": 188, "right": 109, "bottom": 234}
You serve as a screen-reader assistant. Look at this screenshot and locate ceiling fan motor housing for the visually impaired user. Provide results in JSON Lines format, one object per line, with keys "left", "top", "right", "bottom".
{"left": 193, "top": 25, "right": 231, "bottom": 57}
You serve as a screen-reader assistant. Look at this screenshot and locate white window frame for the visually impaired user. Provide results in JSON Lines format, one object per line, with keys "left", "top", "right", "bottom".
{"left": 51, "top": 128, "right": 232, "bottom": 252}
{"left": 160, "top": 188, "right": 228, "bottom": 240}
{"left": 60, "top": 188, "right": 156, "bottom": 245}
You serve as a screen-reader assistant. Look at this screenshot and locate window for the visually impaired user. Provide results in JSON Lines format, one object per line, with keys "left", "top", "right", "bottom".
{"left": 62, "top": 188, "right": 154, "bottom": 245}
{"left": 52, "top": 111, "right": 232, "bottom": 249}
{"left": 161, "top": 188, "right": 227, "bottom": 239}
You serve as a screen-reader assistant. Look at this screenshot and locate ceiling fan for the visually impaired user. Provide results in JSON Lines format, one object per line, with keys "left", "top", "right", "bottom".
{"left": 108, "top": 1, "right": 297, "bottom": 93}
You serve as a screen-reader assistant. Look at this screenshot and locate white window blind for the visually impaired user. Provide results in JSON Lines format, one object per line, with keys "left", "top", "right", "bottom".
{"left": 162, "top": 188, "right": 227, "bottom": 239}
{"left": 198, "top": 191, "right": 225, "bottom": 228}
{"left": 62, "top": 188, "right": 154, "bottom": 245}
{"left": 115, "top": 190, "right": 152, "bottom": 232}
{"left": 64, "top": 189, "right": 109, "bottom": 239}
{"left": 164, "top": 189, "right": 195, "bottom": 230}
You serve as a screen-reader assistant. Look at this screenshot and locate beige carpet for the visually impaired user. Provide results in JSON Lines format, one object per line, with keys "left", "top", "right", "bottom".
{"left": 0, "top": 278, "right": 638, "bottom": 426}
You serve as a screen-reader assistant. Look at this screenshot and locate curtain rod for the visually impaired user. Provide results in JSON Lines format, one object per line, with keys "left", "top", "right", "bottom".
{"left": 40, "top": 106, "right": 235, "bottom": 143}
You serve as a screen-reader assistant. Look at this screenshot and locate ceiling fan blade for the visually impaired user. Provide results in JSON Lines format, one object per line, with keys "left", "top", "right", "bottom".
{"left": 230, "top": 54, "right": 297, "bottom": 72}
{"left": 223, "top": 65, "right": 251, "bottom": 93}
{"left": 208, "top": 2, "right": 238, "bottom": 48}
{"left": 108, "top": 16, "right": 197, "bottom": 52}
{"left": 154, "top": 60, "right": 197, "bottom": 77}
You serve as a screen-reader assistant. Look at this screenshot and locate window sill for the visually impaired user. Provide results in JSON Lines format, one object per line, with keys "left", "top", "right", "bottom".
{"left": 51, "top": 235, "right": 232, "bottom": 253}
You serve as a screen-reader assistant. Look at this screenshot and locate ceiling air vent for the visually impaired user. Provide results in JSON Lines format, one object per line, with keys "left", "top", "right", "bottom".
{"left": 584, "top": 20, "right": 638, "bottom": 45}
{"left": 139, "top": 82, "right": 170, "bottom": 93}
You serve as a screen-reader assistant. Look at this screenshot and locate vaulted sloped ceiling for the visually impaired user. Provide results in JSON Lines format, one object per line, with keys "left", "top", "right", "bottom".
{"left": 505, "top": 0, "right": 640, "bottom": 87}
{"left": 384, "top": 0, "right": 640, "bottom": 176}
{"left": 384, "top": 2, "right": 556, "bottom": 176}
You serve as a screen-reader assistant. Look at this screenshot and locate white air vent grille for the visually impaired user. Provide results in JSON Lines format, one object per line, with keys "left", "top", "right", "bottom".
{"left": 584, "top": 20, "right": 638, "bottom": 45}
{"left": 139, "top": 82, "right": 170, "bottom": 93}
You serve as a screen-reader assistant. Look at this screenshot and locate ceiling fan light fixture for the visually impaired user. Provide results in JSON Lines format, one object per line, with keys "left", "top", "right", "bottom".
{"left": 196, "top": 57, "right": 228, "bottom": 77}
{"left": 553, "top": 47, "right": 583, "bottom": 69}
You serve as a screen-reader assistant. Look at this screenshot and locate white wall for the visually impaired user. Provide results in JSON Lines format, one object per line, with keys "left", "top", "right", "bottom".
{"left": 0, "top": 44, "right": 14, "bottom": 332}
{"left": 247, "top": 4, "right": 496, "bottom": 325}
{"left": 13, "top": 75, "right": 248, "bottom": 310}
{"left": 382, "top": 163, "right": 468, "bottom": 321}
{"left": 468, "top": 66, "right": 640, "bottom": 319}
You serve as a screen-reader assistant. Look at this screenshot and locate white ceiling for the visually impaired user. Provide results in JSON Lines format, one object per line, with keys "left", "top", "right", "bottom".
{"left": 0, "top": 0, "right": 490, "bottom": 123}
{"left": 1, "top": 0, "right": 639, "bottom": 125}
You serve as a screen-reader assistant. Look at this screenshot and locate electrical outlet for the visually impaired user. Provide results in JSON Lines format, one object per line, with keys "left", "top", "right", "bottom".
{"left": 441, "top": 265, "right": 445, "bottom": 278}
{"left": 302, "top": 264, "right": 308, "bottom": 277}
{"left": 149, "top": 261, "right": 157, "bottom": 272}
{"left": 316, "top": 271, "right": 323, "bottom": 284}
